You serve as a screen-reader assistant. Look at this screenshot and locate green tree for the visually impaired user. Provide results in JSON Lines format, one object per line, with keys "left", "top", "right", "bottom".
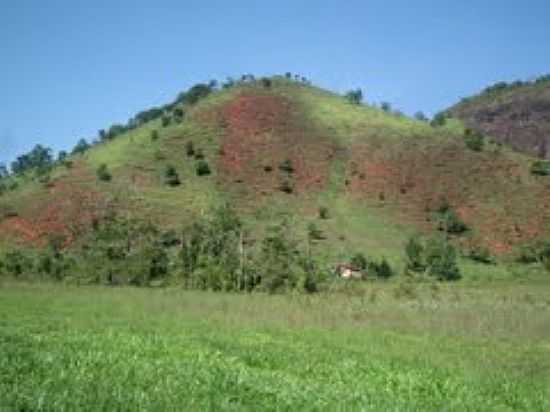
{"left": 345, "top": 89, "right": 363, "bottom": 105}
{"left": 72, "top": 139, "right": 90, "bottom": 155}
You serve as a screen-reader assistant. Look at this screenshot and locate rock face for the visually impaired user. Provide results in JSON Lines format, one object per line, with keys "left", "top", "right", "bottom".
{"left": 449, "top": 81, "right": 550, "bottom": 159}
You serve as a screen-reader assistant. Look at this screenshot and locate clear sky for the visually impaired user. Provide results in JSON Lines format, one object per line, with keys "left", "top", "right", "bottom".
{"left": 1, "top": 0, "right": 549, "bottom": 165}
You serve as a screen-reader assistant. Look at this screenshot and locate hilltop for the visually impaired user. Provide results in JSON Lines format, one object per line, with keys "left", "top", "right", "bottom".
{"left": 447, "top": 75, "right": 550, "bottom": 159}
{"left": 1, "top": 75, "right": 549, "bottom": 281}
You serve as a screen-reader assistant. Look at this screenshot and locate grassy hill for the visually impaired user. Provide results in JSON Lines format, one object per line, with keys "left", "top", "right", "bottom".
{"left": 1, "top": 76, "right": 550, "bottom": 277}
{"left": 448, "top": 75, "right": 550, "bottom": 159}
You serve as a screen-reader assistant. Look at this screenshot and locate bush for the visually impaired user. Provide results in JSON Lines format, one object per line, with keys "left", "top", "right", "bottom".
{"left": 261, "top": 78, "right": 272, "bottom": 88}
{"left": 405, "top": 236, "right": 426, "bottom": 272}
{"left": 350, "top": 253, "right": 368, "bottom": 271}
{"left": 151, "top": 130, "right": 159, "bottom": 141}
{"left": 319, "top": 206, "right": 329, "bottom": 219}
{"left": 530, "top": 161, "right": 550, "bottom": 176}
{"left": 464, "top": 129, "right": 485, "bottom": 151}
{"left": 467, "top": 245, "right": 494, "bottom": 264}
{"left": 436, "top": 202, "right": 467, "bottom": 234}
{"left": 369, "top": 258, "right": 394, "bottom": 279}
{"left": 196, "top": 160, "right": 211, "bottom": 176}
{"left": 194, "top": 149, "right": 205, "bottom": 160}
{"left": 405, "top": 235, "right": 461, "bottom": 281}
{"left": 96, "top": 164, "right": 112, "bottom": 182}
{"left": 161, "top": 115, "right": 171, "bottom": 128}
{"left": 425, "top": 237, "right": 461, "bottom": 281}
{"left": 185, "top": 141, "right": 195, "bottom": 157}
{"left": 279, "top": 159, "right": 294, "bottom": 174}
{"left": 164, "top": 165, "right": 181, "bottom": 186}
{"left": 307, "top": 223, "right": 324, "bottom": 241}
{"left": 279, "top": 179, "right": 294, "bottom": 194}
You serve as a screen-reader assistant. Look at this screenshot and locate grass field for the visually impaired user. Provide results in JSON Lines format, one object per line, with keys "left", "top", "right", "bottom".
{"left": 1, "top": 280, "right": 549, "bottom": 411}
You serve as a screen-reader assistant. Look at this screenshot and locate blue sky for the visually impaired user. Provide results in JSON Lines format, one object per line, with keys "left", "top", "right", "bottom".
{"left": 1, "top": 0, "right": 549, "bottom": 165}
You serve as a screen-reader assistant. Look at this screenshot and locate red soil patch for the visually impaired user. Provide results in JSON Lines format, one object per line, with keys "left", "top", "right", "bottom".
{"left": 1, "top": 162, "right": 109, "bottom": 247}
{"left": 216, "top": 93, "right": 335, "bottom": 195}
{"left": 347, "top": 140, "right": 550, "bottom": 254}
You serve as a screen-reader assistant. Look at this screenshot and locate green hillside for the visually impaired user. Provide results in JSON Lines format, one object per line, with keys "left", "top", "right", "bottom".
{"left": 1, "top": 76, "right": 549, "bottom": 283}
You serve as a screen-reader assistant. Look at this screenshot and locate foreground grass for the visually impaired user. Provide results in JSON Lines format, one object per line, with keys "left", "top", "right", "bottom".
{"left": 1, "top": 281, "right": 549, "bottom": 411}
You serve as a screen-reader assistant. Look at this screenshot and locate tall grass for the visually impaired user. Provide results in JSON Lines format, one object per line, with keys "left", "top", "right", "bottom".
{"left": 1, "top": 281, "right": 549, "bottom": 410}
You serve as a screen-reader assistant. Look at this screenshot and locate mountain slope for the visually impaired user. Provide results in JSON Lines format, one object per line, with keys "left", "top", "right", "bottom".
{"left": 448, "top": 76, "right": 550, "bottom": 159}
{"left": 1, "top": 77, "right": 549, "bottom": 265}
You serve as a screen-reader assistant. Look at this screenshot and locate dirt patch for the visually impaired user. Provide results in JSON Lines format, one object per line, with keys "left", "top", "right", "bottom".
{"left": 217, "top": 93, "right": 335, "bottom": 195}
{"left": 1, "top": 162, "right": 109, "bottom": 247}
{"left": 347, "top": 139, "right": 550, "bottom": 254}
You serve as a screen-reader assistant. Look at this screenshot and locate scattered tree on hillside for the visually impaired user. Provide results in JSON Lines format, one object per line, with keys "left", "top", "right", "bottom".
{"left": 196, "top": 160, "right": 211, "bottom": 176}
{"left": 185, "top": 141, "right": 195, "bottom": 157}
{"left": 463, "top": 128, "right": 485, "bottom": 152}
{"left": 345, "top": 89, "right": 363, "bottom": 105}
{"left": 151, "top": 130, "right": 159, "bottom": 141}
{"left": 96, "top": 164, "right": 112, "bottom": 182}
{"left": 405, "top": 235, "right": 461, "bottom": 281}
{"left": 11, "top": 145, "right": 54, "bottom": 175}
{"left": 72, "top": 138, "right": 91, "bottom": 155}
{"left": 414, "top": 111, "right": 428, "bottom": 122}
{"left": 380, "top": 102, "right": 392, "bottom": 113}
{"left": 431, "top": 112, "right": 448, "bottom": 127}
{"left": 164, "top": 165, "right": 181, "bottom": 186}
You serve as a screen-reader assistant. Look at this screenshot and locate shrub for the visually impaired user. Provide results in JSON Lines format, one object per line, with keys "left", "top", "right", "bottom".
{"left": 151, "top": 130, "right": 159, "bottom": 141}
{"left": 164, "top": 165, "right": 181, "bottom": 186}
{"left": 279, "top": 179, "right": 294, "bottom": 194}
{"left": 369, "top": 258, "right": 394, "bottom": 279}
{"left": 319, "top": 206, "right": 329, "bottom": 219}
{"left": 307, "top": 223, "right": 324, "bottom": 241}
{"left": 350, "top": 253, "right": 368, "bottom": 271}
{"left": 405, "top": 236, "right": 426, "bottom": 273}
{"left": 196, "top": 160, "right": 211, "bottom": 176}
{"left": 467, "top": 245, "right": 494, "bottom": 264}
{"left": 185, "top": 141, "right": 195, "bottom": 157}
{"left": 194, "top": 149, "right": 205, "bottom": 160}
{"left": 261, "top": 78, "right": 272, "bottom": 88}
{"left": 436, "top": 202, "right": 468, "bottom": 234}
{"left": 464, "top": 129, "right": 485, "bottom": 151}
{"left": 96, "top": 164, "right": 112, "bottom": 182}
{"left": 279, "top": 159, "right": 294, "bottom": 174}
{"left": 425, "top": 237, "right": 461, "bottom": 281}
{"left": 161, "top": 115, "right": 171, "bottom": 128}
{"left": 530, "top": 161, "right": 550, "bottom": 176}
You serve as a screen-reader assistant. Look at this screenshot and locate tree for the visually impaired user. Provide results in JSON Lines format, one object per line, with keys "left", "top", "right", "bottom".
{"left": 414, "top": 111, "right": 428, "bottom": 122}
{"left": 261, "top": 78, "right": 272, "bottom": 88}
{"left": 11, "top": 145, "right": 54, "bottom": 175}
{"left": 185, "top": 141, "right": 195, "bottom": 157}
{"left": 318, "top": 206, "right": 329, "bottom": 220}
{"left": 279, "top": 159, "right": 294, "bottom": 174}
{"left": 431, "top": 112, "right": 447, "bottom": 127}
{"left": 151, "top": 130, "right": 159, "bottom": 141}
{"left": 380, "top": 102, "right": 392, "bottom": 113}
{"left": 72, "top": 139, "right": 90, "bottom": 155}
{"left": 0, "top": 163, "right": 8, "bottom": 179}
{"left": 57, "top": 151, "right": 68, "bottom": 163}
{"left": 345, "top": 89, "right": 363, "bottom": 105}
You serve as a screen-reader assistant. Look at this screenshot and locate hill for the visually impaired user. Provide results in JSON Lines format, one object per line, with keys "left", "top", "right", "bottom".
{"left": 447, "top": 75, "right": 550, "bottom": 159}
{"left": 1, "top": 76, "right": 550, "bottom": 279}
